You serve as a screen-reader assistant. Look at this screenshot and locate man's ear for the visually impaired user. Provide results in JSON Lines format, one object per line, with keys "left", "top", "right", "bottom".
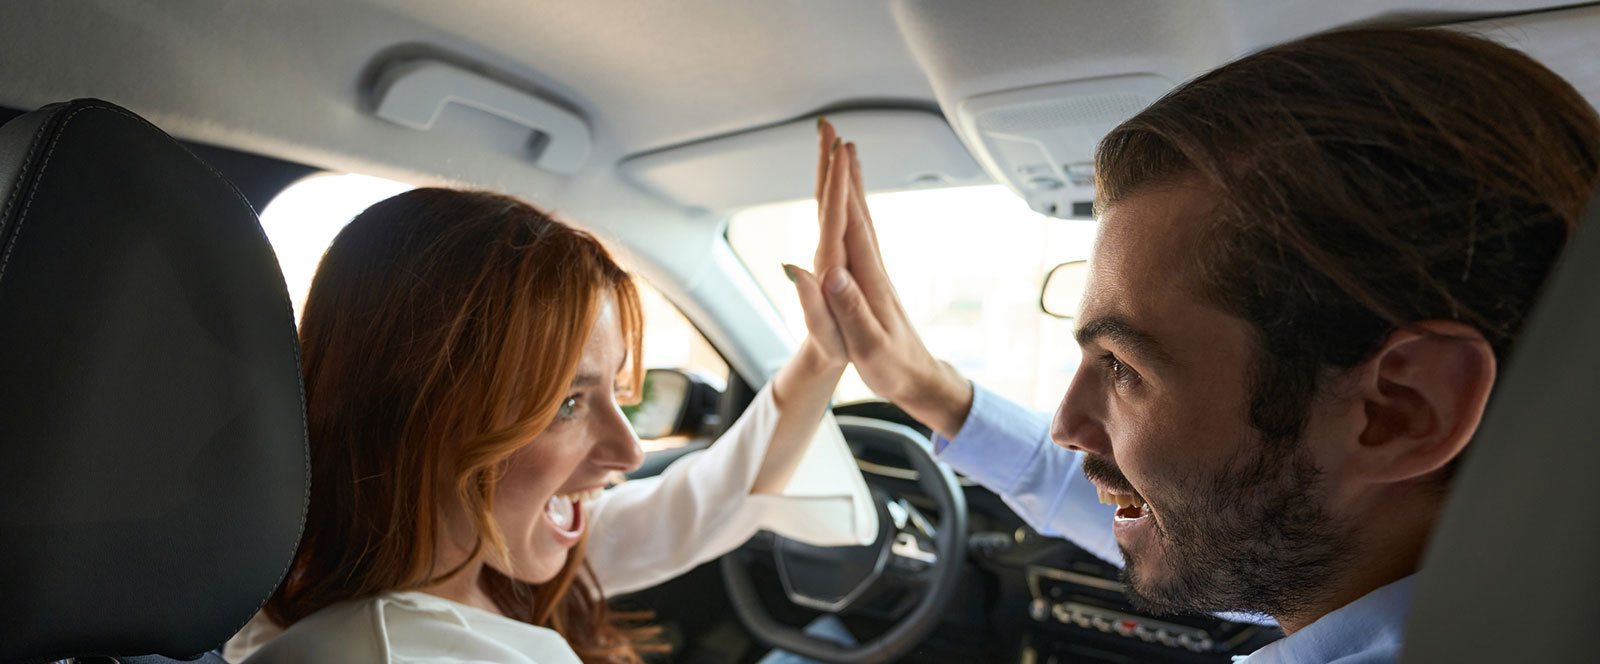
{"left": 1346, "top": 321, "right": 1497, "bottom": 483}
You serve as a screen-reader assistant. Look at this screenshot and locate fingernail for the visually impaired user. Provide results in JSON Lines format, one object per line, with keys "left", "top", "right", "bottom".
{"left": 816, "top": 116, "right": 825, "bottom": 131}
{"left": 782, "top": 264, "right": 797, "bottom": 283}
{"left": 831, "top": 137, "right": 841, "bottom": 154}
{"left": 824, "top": 267, "right": 849, "bottom": 294}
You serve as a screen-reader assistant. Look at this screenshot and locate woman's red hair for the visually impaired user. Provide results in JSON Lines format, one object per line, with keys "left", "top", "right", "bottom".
{"left": 265, "top": 188, "right": 660, "bottom": 661}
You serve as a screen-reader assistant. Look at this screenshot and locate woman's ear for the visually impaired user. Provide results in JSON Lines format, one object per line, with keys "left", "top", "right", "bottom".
{"left": 1346, "top": 321, "right": 1496, "bottom": 484}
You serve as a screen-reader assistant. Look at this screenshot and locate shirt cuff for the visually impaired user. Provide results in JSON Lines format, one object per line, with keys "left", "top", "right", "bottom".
{"left": 931, "top": 382, "right": 1052, "bottom": 494}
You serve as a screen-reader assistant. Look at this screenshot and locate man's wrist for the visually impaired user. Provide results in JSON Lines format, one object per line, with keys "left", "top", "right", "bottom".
{"left": 897, "top": 360, "right": 973, "bottom": 440}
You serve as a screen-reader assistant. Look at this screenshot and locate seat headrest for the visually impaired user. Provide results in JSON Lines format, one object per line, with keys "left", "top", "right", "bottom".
{"left": 0, "top": 100, "right": 308, "bottom": 663}
{"left": 1402, "top": 187, "right": 1600, "bottom": 662}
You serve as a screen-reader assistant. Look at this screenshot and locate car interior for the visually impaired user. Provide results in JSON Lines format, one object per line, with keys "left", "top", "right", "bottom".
{"left": 1, "top": 2, "right": 1597, "bottom": 663}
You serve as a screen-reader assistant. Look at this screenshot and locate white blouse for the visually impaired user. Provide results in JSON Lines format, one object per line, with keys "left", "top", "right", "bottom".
{"left": 234, "top": 383, "right": 875, "bottom": 663}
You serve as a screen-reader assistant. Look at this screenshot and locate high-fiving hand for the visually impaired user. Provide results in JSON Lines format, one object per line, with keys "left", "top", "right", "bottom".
{"left": 793, "top": 119, "right": 976, "bottom": 439}
{"left": 779, "top": 120, "right": 850, "bottom": 368}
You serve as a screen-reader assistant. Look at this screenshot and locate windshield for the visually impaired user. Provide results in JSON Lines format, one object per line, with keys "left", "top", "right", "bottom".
{"left": 727, "top": 185, "right": 1097, "bottom": 412}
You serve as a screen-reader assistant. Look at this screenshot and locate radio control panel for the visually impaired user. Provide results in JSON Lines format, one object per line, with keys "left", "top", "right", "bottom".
{"left": 1022, "top": 564, "right": 1273, "bottom": 660}
{"left": 1030, "top": 597, "right": 1216, "bottom": 652}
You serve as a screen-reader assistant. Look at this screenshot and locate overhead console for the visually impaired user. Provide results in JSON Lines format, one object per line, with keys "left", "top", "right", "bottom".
{"left": 952, "top": 74, "right": 1171, "bottom": 219}
{"left": 890, "top": 0, "right": 1594, "bottom": 221}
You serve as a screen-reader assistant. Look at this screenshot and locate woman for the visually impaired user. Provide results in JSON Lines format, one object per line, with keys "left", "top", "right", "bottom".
{"left": 238, "top": 124, "right": 868, "bottom": 663}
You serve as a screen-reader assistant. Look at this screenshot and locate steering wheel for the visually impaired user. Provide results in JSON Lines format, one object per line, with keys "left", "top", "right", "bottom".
{"left": 721, "top": 415, "right": 969, "bottom": 664}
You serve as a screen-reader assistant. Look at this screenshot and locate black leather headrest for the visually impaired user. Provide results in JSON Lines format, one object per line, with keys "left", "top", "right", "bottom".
{"left": 1402, "top": 187, "right": 1600, "bottom": 662}
{"left": 0, "top": 100, "right": 308, "bottom": 663}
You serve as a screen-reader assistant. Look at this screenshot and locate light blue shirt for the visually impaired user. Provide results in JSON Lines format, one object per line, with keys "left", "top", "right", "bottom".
{"left": 929, "top": 382, "right": 1122, "bottom": 565}
{"left": 930, "top": 383, "right": 1414, "bottom": 664}
{"left": 1233, "top": 575, "right": 1411, "bottom": 664}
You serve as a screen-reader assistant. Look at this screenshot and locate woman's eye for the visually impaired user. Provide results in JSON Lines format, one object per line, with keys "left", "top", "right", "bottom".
{"left": 557, "top": 396, "right": 580, "bottom": 418}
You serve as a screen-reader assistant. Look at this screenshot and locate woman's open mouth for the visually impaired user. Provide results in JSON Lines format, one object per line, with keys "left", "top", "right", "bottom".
{"left": 544, "top": 487, "right": 603, "bottom": 546}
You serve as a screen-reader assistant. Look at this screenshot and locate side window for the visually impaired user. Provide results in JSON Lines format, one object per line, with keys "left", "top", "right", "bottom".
{"left": 633, "top": 279, "right": 730, "bottom": 452}
{"left": 258, "top": 173, "right": 415, "bottom": 319}
{"left": 259, "top": 173, "right": 726, "bottom": 450}
{"left": 727, "top": 184, "right": 1095, "bottom": 413}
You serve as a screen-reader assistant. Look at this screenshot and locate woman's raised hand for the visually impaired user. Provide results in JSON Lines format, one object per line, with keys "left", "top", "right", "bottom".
{"left": 779, "top": 118, "right": 851, "bottom": 369}
{"left": 806, "top": 120, "right": 977, "bottom": 439}
{"left": 756, "top": 120, "right": 855, "bottom": 493}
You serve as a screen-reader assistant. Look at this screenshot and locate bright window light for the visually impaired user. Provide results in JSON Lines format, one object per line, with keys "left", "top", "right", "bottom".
{"left": 259, "top": 173, "right": 414, "bottom": 319}
{"left": 727, "top": 184, "right": 1098, "bottom": 413}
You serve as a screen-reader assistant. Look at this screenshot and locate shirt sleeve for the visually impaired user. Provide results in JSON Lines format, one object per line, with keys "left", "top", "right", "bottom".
{"left": 586, "top": 382, "right": 877, "bottom": 597}
{"left": 223, "top": 611, "right": 284, "bottom": 662}
{"left": 932, "top": 382, "right": 1122, "bottom": 565}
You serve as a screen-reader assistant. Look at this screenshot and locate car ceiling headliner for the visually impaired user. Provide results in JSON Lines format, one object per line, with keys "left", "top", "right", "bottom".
{"left": 1, "top": 0, "right": 1588, "bottom": 189}
{"left": 0, "top": 0, "right": 932, "bottom": 183}
{"left": 1, "top": 0, "right": 1594, "bottom": 387}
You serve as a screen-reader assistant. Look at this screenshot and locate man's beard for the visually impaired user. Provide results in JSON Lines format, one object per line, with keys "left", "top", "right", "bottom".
{"left": 1083, "top": 440, "right": 1355, "bottom": 621}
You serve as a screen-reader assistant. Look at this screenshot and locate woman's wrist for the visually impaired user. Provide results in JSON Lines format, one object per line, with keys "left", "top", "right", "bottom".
{"left": 771, "top": 339, "right": 846, "bottom": 409}
{"left": 757, "top": 336, "right": 849, "bottom": 494}
{"left": 795, "top": 337, "right": 848, "bottom": 375}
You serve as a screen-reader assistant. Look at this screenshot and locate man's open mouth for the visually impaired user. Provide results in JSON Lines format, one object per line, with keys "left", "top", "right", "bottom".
{"left": 1097, "top": 488, "right": 1151, "bottom": 521}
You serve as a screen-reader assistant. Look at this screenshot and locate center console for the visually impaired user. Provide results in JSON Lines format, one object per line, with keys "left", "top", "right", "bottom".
{"left": 1019, "top": 560, "right": 1281, "bottom": 663}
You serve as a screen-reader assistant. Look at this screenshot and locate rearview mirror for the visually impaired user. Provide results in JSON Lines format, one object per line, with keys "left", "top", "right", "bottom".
{"left": 621, "top": 368, "right": 720, "bottom": 440}
{"left": 1040, "top": 260, "right": 1090, "bottom": 319}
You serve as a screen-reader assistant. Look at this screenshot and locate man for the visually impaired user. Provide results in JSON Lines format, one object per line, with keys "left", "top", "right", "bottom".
{"left": 808, "top": 27, "right": 1600, "bottom": 662}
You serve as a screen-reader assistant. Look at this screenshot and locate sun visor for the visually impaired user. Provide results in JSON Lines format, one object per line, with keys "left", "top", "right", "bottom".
{"left": 953, "top": 74, "right": 1172, "bottom": 219}
{"left": 620, "top": 109, "right": 986, "bottom": 213}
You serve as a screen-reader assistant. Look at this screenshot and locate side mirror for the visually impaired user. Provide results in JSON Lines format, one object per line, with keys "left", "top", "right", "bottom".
{"left": 1040, "top": 260, "right": 1090, "bottom": 319}
{"left": 622, "top": 368, "right": 720, "bottom": 440}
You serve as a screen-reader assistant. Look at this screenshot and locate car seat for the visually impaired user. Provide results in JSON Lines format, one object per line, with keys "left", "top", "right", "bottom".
{"left": 1401, "top": 187, "right": 1600, "bottom": 662}
{"left": 0, "top": 99, "right": 308, "bottom": 664}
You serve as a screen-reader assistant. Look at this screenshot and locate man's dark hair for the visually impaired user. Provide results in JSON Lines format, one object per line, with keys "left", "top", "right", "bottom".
{"left": 1096, "top": 27, "right": 1600, "bottom": 448}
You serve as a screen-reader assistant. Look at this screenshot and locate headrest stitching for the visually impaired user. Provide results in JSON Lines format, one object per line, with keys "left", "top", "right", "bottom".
{"left": 0, "top": 108, "right": 60, "bottom": 287}
{"left": 0, "top": 105, "right": 92, "bottom": 290}
{"left": 0, "top": 101, "right": 312, "bottom": 656}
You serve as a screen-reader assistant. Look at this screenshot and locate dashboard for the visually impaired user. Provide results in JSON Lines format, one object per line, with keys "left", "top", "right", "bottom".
{"left": 617, "top": 394, "right": 1280, "bottom": 664}
{"left": 832, "top": 401, "right": 1283, "bottom": 664}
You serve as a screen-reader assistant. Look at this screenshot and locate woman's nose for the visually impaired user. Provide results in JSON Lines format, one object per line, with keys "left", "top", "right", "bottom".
{"left": 591, "top": 400, "right": 645, "bottom": 472}
{"left": 1051, "top": 366, "right": 1112, "bottom": 455}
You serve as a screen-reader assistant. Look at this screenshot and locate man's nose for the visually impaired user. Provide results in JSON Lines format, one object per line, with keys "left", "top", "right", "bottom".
{"left": 592, "top": 401, "right": 646, "bottom": 473}
{"left": 1051, "top": 366, "right": 1111, "bottom": 455}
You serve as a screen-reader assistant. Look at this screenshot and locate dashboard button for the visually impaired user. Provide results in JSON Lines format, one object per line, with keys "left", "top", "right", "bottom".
{"left": 1051, "top": 603, "right": 1072, "bottom": 623}
{"left": 1030, "top": 598, "right": 1050, "bottom": 621}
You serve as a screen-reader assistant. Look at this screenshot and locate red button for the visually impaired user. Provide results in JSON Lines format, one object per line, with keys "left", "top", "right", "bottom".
{"left": 1121, "top": 620, "right": 1138, "bottom": 631}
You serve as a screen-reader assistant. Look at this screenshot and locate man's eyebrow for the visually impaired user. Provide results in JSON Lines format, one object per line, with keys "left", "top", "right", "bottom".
{"left": 1074, "top": 316, "right": 1174, "bottom": 367}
